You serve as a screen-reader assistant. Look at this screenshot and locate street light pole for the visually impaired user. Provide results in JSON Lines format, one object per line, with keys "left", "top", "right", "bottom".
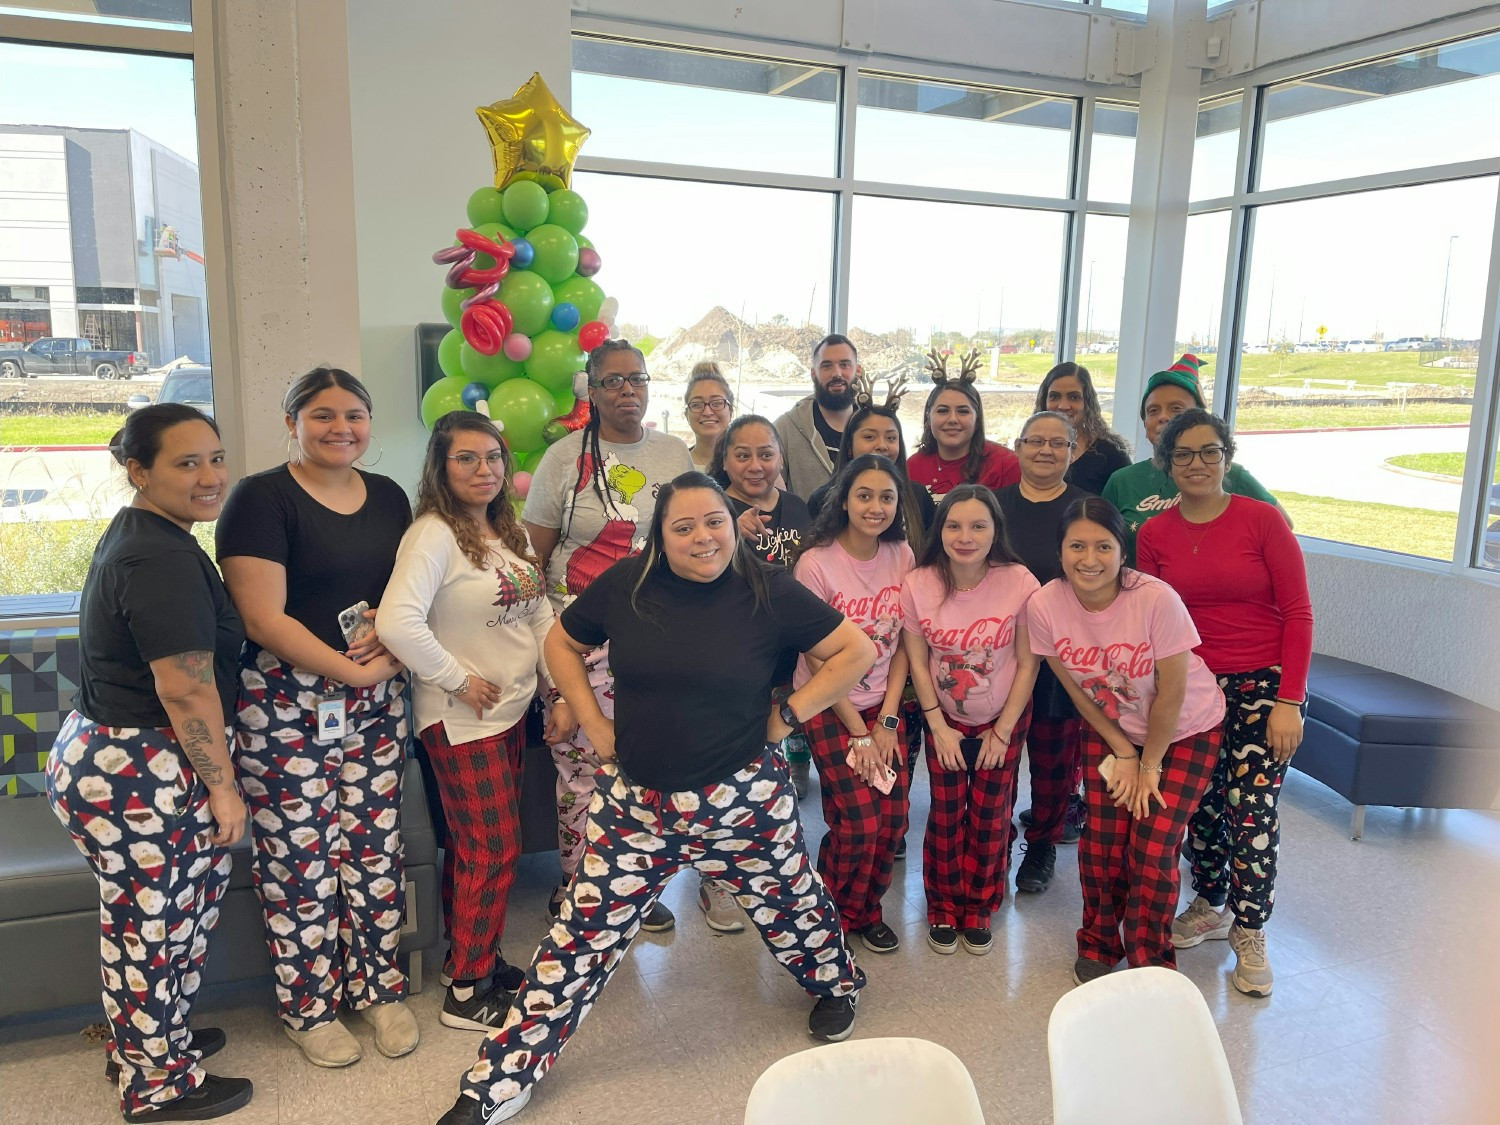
{"left": 1439, "top": 234, "right": 1458, "bottom": 345}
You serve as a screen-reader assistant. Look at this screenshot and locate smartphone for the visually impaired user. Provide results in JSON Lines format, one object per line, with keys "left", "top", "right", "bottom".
{"left": 846, "top": 750, "right": 897, "bottom": 794}
{"left": 338, "top": 600, "right": 374, "bottom": 646}
{"left": 1097, "top": 754, "right": 1117, "bottom": 785}
{"left": 959, "top": 737, "right": 984, "bottom": 769}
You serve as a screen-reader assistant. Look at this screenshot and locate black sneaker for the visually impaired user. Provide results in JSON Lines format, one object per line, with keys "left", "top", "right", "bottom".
{"left": 789, "top": 759, "right": 810, "bottom": 799}
{"left": 1015, "top": 841, "right": 1057, "bottom": 893}
{"left": 437, "top": 1088, "right": 533, "bottom": 1124}
{"left": 1072, "top": 956, "right": 1114, "bottom": 986}
{"left": 807, "top": 992, "right": 858, "bottom": 1042}
{"left": 927, "top": 925, "right": 959, "bottom": 955}
{"left": 1062, "top": 792, "right": 1086, "bottom": 844}
{"left": 961, "top": 926, "right": 993, "bottom": 956}
{"left": 121, "top": 1074, "right": 252, "bottom": 1122}
{"left": 544, "top": 885, "right": 566, "bottom": 923}
{"left": 494, "top": 956, "right": 526, "bottom": 993}
{"left": 1018, "top": 806, "right": 1035, "bottom": 829}
{"left": 107, "top": 1028, "right": 226, "bottom": 1085}
{"left": 893, "top": 836, "right": 908, "bottom": 860}
{"left": 640, "top": 899, "right": 676, "bottom": 933}
{"left": 856, "top": 921, "right": 900, "bottom": 954}
{"left": 441, "top": 981, "right": 515, "bottom": 1032}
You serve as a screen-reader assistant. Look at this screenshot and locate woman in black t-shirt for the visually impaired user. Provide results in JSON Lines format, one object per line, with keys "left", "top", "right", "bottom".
{"left": 1034, "top": 361, "right": 1132, "bottom": 494}
{"left": 216, "top": 366, "right": 416, "bottom": 1069}
{"left": 436, "top": 473, "right": 875, "bottom": 1125}
{"left": 710, "top": 414, "right": 811, "bottom": 568}
{"left": 46, "top": 405, "right": 253, "bottom": 1122}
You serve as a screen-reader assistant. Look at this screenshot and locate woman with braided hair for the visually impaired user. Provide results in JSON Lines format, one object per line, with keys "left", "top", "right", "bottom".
{"left": 907, "top": 349, "right": 1021, "bottom": 503}
{"left": 521, "top": 339, "right": 692, "bottom": 931}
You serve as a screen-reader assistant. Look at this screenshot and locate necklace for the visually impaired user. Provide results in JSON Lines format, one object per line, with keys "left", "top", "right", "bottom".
{"left": 1182, "top": 495, "right": 1232, "bottom": 554}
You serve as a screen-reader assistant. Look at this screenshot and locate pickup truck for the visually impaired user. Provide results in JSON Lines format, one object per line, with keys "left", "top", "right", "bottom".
{"left": 0, "top": 337, "right": 148, "bottom": 380}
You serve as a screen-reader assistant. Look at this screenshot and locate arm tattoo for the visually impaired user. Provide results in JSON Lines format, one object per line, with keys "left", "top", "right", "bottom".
{"left": 180, "top": 717, "right": 224, "bottom": 786}
{"left": 173, "top": 651, "right": 214, "bottom": 685}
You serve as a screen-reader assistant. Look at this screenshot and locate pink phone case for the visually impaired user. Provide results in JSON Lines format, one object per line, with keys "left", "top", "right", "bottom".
{"left": 847, "top": 750, "right": 897, "bottom": 794}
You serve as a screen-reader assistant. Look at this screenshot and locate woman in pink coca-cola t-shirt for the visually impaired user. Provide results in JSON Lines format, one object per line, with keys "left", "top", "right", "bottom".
{"left": 1026, "top": 497, "right": 1225, "bottom": 983}
{"left": 900, "top": 484, "right": 1040, "bottom": 957}
{"left": 792, "top": 454, "right": 914, "bottom": 955}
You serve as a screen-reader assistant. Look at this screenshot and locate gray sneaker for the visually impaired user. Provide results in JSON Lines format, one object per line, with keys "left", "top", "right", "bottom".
{"left": 1228, "top": 924, "right": 1273, "bottom": 996}
{"left": 1072, "top": 956, "right": 1113, "bottom": 986}
{"left": 698, "top": 876, "right": 746, "bottom": 933}
{"left": 1172, "top": 896, "right": 1233, "bottom": 949}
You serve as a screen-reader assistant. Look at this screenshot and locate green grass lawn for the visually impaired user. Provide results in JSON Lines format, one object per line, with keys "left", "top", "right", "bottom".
{"left": 1, "top": 413, "right": 127, "bottom": 446}
{"left": 1235, "top": 401, "right": 1472, "bottom": 430}
{"left": 1277, "top": 491, "right": 1458, "bottom": 561}
{"left": 1, "top": 517, "right": 217, "bottom": 596}
{"left": 1386, "top": 449, "right": 1500, "bottom": 481}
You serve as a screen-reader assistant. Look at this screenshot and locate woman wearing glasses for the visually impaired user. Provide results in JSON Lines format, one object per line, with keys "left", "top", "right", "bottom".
{"left": 379, "top": 412, "right": 565, "bottom": 1032}
{"left": 683, "top": 362, "right": 734, "bottom": 473}
{"left": 522, "top": 340, "right": 692, "bottom": 932}
{"left": 996, "top": 412, "right": 1091, "bottom": 895}
{"left": 1136, "top": 409, "right": 1312, "bottom": 998}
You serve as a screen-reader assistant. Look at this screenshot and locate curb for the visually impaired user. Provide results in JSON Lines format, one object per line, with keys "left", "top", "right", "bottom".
{"left": 1237, "top": 423, "right": 1471, "bottom": 436}
{"left": 1382, "top": 463, "right": 1463, "bottom": 484}
{"left": 0, "top": 444, "right": 109, "bottom": 453}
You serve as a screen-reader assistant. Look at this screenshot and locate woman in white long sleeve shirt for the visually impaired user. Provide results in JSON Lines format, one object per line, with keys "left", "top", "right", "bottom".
{"left": 379, "top": 411, "right": 573, "bottom": 1034}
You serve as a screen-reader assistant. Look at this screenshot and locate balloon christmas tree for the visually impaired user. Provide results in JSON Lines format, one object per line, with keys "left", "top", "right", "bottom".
{"left": 423, "top": 73, "right": 616, "bottom": 489}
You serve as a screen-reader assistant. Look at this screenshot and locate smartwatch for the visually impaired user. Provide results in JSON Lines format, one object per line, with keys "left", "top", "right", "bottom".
{"left": 779, "top": 701, "right": 801, "bottom": 730}
{"left": 879, "top": 714, "right": 900, "bottom": 731}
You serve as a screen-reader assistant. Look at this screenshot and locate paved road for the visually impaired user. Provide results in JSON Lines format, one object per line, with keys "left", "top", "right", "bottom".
{"left": 1236, "top": 426, "right": 1470, "bottom": 512}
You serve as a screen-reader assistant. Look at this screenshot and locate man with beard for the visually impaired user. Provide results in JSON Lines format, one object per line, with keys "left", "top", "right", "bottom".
{"left": 775, "top": 334, "right": 860, "bottom": 500}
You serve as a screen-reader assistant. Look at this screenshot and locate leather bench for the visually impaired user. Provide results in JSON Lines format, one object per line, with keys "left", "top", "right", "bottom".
{"left": 1297, "top": 654, "right": 1500, "bottom": 839}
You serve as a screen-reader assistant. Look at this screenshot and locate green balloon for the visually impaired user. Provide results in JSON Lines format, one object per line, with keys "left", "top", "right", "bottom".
{"left": 421, "top": 377, "right": 469, "bottom": 429}
{"left": 551, "top": 390, "right": 576, "bottom": 418}
{"left": 488, "top": 377, "right": 557, "bottom": 453}
{"left": 437, "top": 329, "right": 465, "bottom": 381}
{"left": 498, "top": 271, "right": 554, "bottom": 336}
{"left": 460, "top": 342, "right": 524, "bottom": 388}
{"left": 515, "top": 448, "right": 547, "bottom": 474}
{"left": 441, "top": 285, "right": 472, "bottom": 329}
{"left": 467, "top": 187, "right": 506, "bottom": 228}
{"left": 576, "top": 235, "right": 594, "bottom": 250}
{"left": 552, "top": 276, "right": 604, "bottom": 324}
{"left": 501, "top": 180, "right": 549, "bottom": 232}
{"left": 546, "top": 189, "right": 589, "bottom": 235}
{"left": 526, "top": 224, "right": 580, "bottom": 284}
{"left": 525, "top": 330, "right": 586, "bottom": 396}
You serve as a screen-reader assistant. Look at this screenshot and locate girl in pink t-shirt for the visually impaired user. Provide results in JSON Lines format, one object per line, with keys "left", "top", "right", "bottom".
{"left": 793, "top": 454, "right": 914, "bottom": 954}
{"left": 900, "top": 485, "right": 1040, "bottom": 956}
{"left": 1026, "top": 497, "right": 1225, "bottom": 981}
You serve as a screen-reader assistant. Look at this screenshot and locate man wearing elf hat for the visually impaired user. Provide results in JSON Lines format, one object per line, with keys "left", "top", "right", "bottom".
{"left": 1100, "top": 353, "right": 1289, "bottom": 565}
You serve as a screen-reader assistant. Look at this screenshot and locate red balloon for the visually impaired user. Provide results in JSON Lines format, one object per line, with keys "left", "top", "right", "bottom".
{"left": 460, "top": 300, "right": 514, "bottom": 355}
{"left": 579, "top": 320, "right": 609, "bottom": 351}
{"left": 557, "top": 399, "right": 591, "bottom": 432}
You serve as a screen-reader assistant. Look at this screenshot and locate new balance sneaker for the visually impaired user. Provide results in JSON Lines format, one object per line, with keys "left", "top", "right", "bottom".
{"left": 808, "top": 992, "right": 858, "bottom": 1042}
{"left": 107, "top": 1027, "right": 225, "bottom": 1084}
{"left": 640, "top": 899, "right": 676, "bottom": 933}
{"left": 856, "top": 921, "right": 900, "bottom": 954}
{"left": 1229, "top": 924, "right": 1274, "bottom": 997}
{"left": 1171, "top": 896, "right": 1233, "bottom": 949}
{"left": 961, "top": 926, "right": 993, "bottom": 956}
{"left": 122, "top": 1075, "right": 253, "bottom": 1122}
{"left": 927, "top": 925, "right": 959, "bottom": 955}
{"left": 495, "top": 957, "right": 527, "bottom": 992}
{"left": 441, "top": 981, "right": 516, "bottom": 1032}
{"left": 1015, "top": 841, "right": 1057, "bottom": 893}
{"left": 437, "top": 1087, "right": 533, "bottom": 1124}
{"left": 1072, "top": 956, "right": 1113, "bottom": 986}
{"left": 698, "top": 876, "right": 746, "bottom": 933}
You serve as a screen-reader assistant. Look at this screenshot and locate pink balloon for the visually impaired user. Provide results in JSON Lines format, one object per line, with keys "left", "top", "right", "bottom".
{"left": 576, "top": 247, "right": 601, "bottom": 277}
{"left": 502, "top": 333, "right": 532, "bottom": 362}
{"left": 512, "top": 470, "right": 532, "bottom": 498}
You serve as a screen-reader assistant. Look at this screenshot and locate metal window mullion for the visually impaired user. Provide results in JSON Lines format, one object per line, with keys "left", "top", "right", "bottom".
{"left": 1061, "top": 96, "right": 1095, "bottom": 363}
{"left": 575, "top": 156, "right": 841, "bottom": 194}
{"left": 1244, "top": 158, "right": 1500, "bottom": 211}
{"left": 849, "top": 180, "right": 1078, "bottom": 212}
{"left": 832, "top": 63, "right": 858, "bottom": 333}
{"left": 1216, "top": 86, "right": 1259, "bottom": 421}
{"left": 0, "top": 11, "right": 189, "bottom": 54}
{"left": 1454, "top": 175, "right": 1500, "bottom": 573}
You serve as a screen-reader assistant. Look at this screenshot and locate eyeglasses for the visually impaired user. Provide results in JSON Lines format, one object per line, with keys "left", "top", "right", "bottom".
{"left": 591, "top": 373, "right": 650, "bottom": 391}
{"left": 447, "top": 451, "right": 506, "bottom": 470}
{"left": 686, "top": 396, "right": 731, "bottom": 414}
{"left": 1169, "top": 446, "right": 1226, "bottom": 466}
{"left": 1019, "top": 436, "right": 1076, "bottom": 451}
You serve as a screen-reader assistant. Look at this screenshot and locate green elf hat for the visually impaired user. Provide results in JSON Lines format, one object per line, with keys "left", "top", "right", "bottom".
{"left": 1140, "top": 353, "right": 1207, "bottom": 417}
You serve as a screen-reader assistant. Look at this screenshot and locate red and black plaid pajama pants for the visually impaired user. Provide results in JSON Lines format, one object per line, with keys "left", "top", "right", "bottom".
{"left": 804, "top": 704, "right": 907, "bottom": 933}
{"left": 1076, "top": 724, "right": 1222, "bottom": 969}
{"left": 1018, "top": 665, "right": 1081, "bottom": 846}
{"left": 924, "top": 706, "right": 1031, "bottom": 928}
{"left": 419, "top": 718, "right": 525, "bottom": 983}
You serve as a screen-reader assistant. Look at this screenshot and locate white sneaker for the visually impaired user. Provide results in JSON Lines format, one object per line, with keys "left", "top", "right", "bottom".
{"left": 1229, "top": 924, "right": 1274, "bottom": 997}
{"left": 698, "top": 876, "right": 746, "bottom": 933}
{"left": 1171, "top": 895, "right": 1232, "bottom": 949}
{"left": 285, "top": 1018, "right": 361, "bottom": 1068}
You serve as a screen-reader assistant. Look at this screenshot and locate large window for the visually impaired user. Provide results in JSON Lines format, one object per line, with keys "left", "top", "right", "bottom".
{"left": 1075, "top": 215, "right": 1129, "bottom": 391}
{"left": 1175, "top": 210, "right": 1232, "bottom": 403}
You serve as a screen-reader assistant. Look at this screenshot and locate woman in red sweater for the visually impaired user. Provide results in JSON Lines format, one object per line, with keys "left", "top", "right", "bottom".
{"left": 906, "top": 349, "right": 1020, "bottom": 503}
{"left": 1136, "top": 408, "right": 1313, "bottom": 1000}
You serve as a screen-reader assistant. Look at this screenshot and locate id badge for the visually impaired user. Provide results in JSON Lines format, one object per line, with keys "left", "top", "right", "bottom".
{"left": 315, "top": 691, "right": 348, "bottom": 744}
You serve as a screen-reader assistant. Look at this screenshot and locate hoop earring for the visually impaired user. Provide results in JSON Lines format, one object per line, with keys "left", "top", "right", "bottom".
{"left": 357, "top": 438, "right": 384, "bottom": 468}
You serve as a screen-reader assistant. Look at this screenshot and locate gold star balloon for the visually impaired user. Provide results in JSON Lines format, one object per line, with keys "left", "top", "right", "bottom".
{"left": 477, "top": 72, "right": 590, "bottom": 191}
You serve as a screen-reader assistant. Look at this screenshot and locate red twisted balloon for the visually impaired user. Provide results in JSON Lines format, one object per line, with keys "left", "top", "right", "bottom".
{"left": 461, "top": 300, "right": 514, "bottom": 356}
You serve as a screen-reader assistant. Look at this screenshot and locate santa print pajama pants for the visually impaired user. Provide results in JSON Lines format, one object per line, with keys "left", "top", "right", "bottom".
{"left": 457, "top": 752, "right": 863, "bottom": 1112}
{"left": 45, "top": 712, "right": 231, "bottom": 1116}
{"left": 1186, "top": 666, "right": 1289, "bottom": 929}
{"left": 551, "top": 651, "right": 616, "bottom": 879}
{"left": 803, "top": 704, "right": 908, "bottom": 933}
{"left": 419, "top": 718, "right": 525, "bottom": 982}
{"left": 924, "top": 707, "right": 1031, "bottom": 928}
{"left": 1076, "top": 724, "right": 1222, "bottom": 969}
{"left": 234, "top": 648, "right": 409, "bottom": 1029}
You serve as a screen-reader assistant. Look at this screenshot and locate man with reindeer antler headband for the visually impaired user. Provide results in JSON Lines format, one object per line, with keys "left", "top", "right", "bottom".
{"left": 774, "top": 334, "right": 863, "bottom": 500}
{"left": 907, "top": 349, "right": 1021, "bottom": 503}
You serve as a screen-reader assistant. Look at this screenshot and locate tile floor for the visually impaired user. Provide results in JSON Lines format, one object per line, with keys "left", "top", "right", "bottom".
{"left": 3, "top": 764, "right": 1498, "bottom": 1124}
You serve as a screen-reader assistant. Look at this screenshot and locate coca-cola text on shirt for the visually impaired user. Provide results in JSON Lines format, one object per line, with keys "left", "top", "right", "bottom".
{"left": 1054, "top": 637, "right": 1155, "bottom": 678}
{"left": 919, "top": 614, "right": 1017, "bottom": 653}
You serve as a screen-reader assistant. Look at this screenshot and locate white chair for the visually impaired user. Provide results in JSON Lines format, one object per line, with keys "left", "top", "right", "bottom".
{"left": 745, "top": 1036, "right": 985, "bottom": 1125}
{"left": 1048, "top": 966, "right": 1243, "bottom": 1125}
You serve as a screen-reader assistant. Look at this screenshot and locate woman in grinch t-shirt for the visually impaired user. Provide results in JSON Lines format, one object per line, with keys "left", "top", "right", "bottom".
{"left": 1026, "top": 497, "right": 1225, "bottom": 985}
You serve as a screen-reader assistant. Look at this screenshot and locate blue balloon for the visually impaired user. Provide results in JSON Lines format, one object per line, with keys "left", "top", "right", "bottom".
{"left": 550, "top": 302, "right": 581, "bottom": 332}
{"left": 461, "top": 381, "right": 490, "bottom": 409}
{"left": 509, "top": 238, "right": 535, "bottom": 269}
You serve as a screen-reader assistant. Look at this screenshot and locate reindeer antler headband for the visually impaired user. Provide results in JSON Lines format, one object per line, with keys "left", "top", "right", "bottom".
{"left": 851, "top": 370, "right": 910, "bottom": 412}
{"left": 924, "top": 347, "right": 981, "bottom": 388}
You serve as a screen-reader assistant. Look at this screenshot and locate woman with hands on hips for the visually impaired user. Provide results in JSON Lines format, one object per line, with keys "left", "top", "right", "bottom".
{"left": 1026, "top": 497, "right": 1225, "bottom": 987}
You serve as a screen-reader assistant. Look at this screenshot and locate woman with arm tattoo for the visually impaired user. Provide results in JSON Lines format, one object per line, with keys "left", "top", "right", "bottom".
{"left": 45, "top": 405, "right": 253, "bottom": 1121}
